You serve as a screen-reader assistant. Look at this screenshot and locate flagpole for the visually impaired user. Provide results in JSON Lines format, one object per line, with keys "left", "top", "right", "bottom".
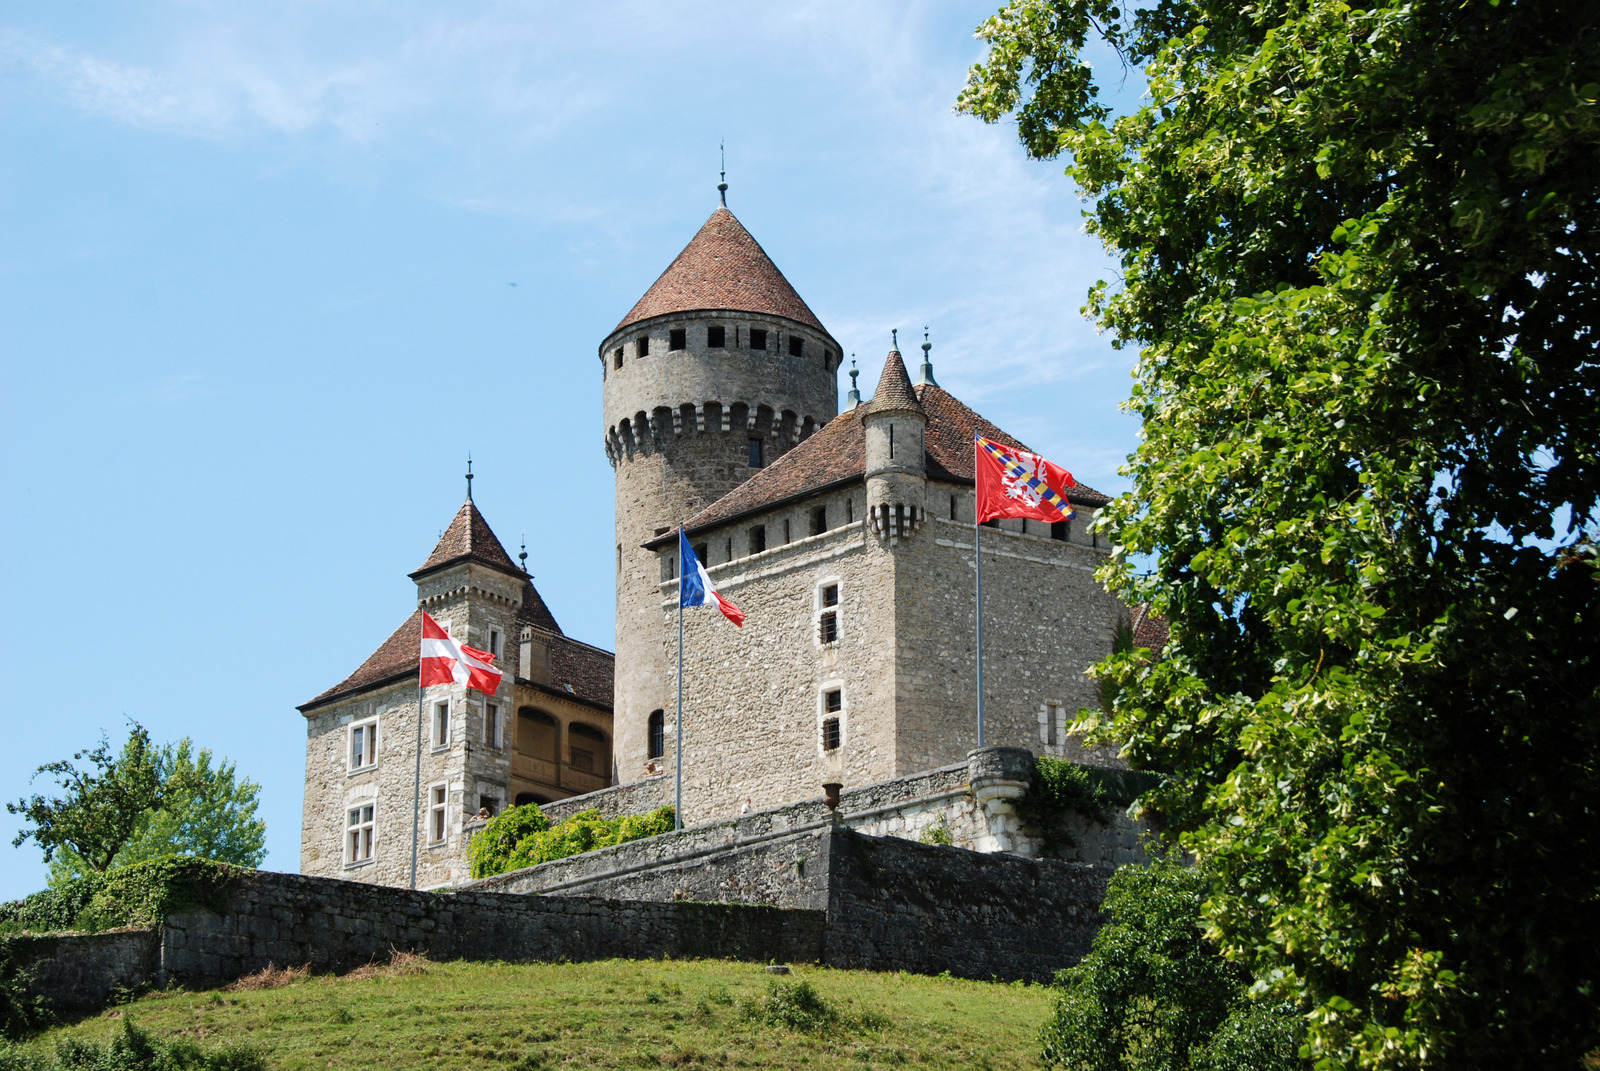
{"left": 975, "top": 516, "right": 985, "bottom": 749}
{"left": 675, "top": 528, "right": 685, "bottom": 832}
{"left": 410, "top": 677, "right": 423, "bottom": 890}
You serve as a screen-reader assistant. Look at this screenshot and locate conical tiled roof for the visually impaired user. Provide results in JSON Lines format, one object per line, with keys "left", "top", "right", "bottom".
{"left": 410, "top": 499, "right": 523, "bottom": 579}
{"left": 863, "top": 349, "right": 924, "bottom": 416}
{"left": 613, "top": 207, "right": 832, "bottom": 338}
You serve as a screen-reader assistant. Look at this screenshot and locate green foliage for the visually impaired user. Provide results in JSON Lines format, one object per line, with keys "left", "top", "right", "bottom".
{"left": 1013, "top": 757, "right": 1160, "bottom": 851}
{"left": 918, "top": 816, "right": 954, "bottom": 846}
{"left": 741, "top": 980, "right": 839, "bottom": 1032}
{"left": 10, "top": 731, "right": 263, "bottom": 885}
{"left": 0, "top": 1017, "right": 264, "bottom": 1070}
{"left": 1040, "top": 855, "right": 1303, "bottom": 1070}
{"left": 0, "top": 858, "right": 240, "bottom": 935}
{"left": 961, "top": 0, "right": 1600, "bottom": 1066}
{"left": 467, "top": 805, "right": 675, "bottom": 879}
{"left": 8, "top": 728, "right": 162, "bottom": 873}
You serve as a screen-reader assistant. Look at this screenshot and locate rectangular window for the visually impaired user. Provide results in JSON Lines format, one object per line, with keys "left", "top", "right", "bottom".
{"left": 819, "top": 611, "right": 838, "bottom": 645}
{"left": 983, "top": 518, "right": 1000, "bottom": 529}
{"left": 348, "top": 719, "right": 378, "bottom": 771}
{"left": 428, "top": 784, "right": 447, "bottom": 844}
{"left": 821, "top": 717, "right": 841, "bottom": 750}
{"left": 613, "top": 347, "right": 624, "bottom": 370}
{"left": 783, "top": 518, "right": 791, "bottom": 544}
{"left": 747, "top": 438, "right": 764, "bottom": 468}
{"left": 889, "top": 424, "right": 895, "bottom": 459}
{"left": 669, "top": 328, "right": 686, "bottom": 351}
{"left": 750, "top": 328, "right": 767, "bottom": 351}
{"left": 478, "top": 795, "right": 498, "bottom": 818}
{"left": 749, "top": 525, "right": 766, "bottom": 554}
{"left": 809, "top": 506, "right": 826, "bottom": 535}
{"left": 433, "top": 701, "right": 450, "bottom": 749}
{"left": 724, "top": 537, "right": 732, "bottom": 561}
{"left": 694, "top": 543, "right": 709, "bottom": 565}
{"left": 1051, "top": 519, "right": 1069, "bottom": 541}
{"left": 707, "top": 325, "right": 725, "bottom": 347}
{"left": 1045, "top": 702, "right": 1063, "bottom": 747}
{"left": 489, "top": 630, "right": 501, "bottom": 657}
{"left": 346, "top": 803, "right": 375, "bottom": 864}
{"left": 822, "top": 583, "right": 839, "bottom": 607}
{"left": 846, "top": 499, "right": 853, "bottom": 523}
{"left": 788, "top": 336, "right": 804, "bottom": 357}
{"left": 484, "top": 704, "right": 499, "bottom": 748}
{"left": 661, "top": 552, "right": 677, "bottom": 581}
{"left": 570, "top": 747, "right": 595, "bottom": 773}
{"left": 636, "top": 337, "right": 650, "bottom": 358}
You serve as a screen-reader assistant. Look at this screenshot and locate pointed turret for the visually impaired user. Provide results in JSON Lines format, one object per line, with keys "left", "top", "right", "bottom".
{"left": 863, "top": 340, "right": 929, "bottom": 542}
{"left": 410, "top": 498, "right": 524, "bottom": 581}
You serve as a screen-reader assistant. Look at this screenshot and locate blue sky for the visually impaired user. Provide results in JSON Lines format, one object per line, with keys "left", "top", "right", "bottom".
{"left": 0, "top": 2, "right": 1143, "bottom": 897}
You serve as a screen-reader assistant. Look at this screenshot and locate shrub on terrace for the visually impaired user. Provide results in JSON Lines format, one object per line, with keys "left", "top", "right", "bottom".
{"left": 467, "top": 804, "right": 675, "bottom": 879}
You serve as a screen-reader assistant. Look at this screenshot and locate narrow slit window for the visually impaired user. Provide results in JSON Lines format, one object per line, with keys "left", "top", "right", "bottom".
{"left": 668, "top": 328, "right": 686, "bottom": 351}
{"left": 950, "top": 494, "right": 957, "bottom": 521}
{"left": 724, "top": 537, "right": 733, "bottom": 561}
{"left": 613, "top": 347, "right": 624, "bottom": 370}
{"left": 783, "top": 518, "right": 791, "bottom": 544}
{"left": 846, "top": 499, "right": 853, "bottom": 523}
{"left": 484, "top": 704, "right": 499, "bottom": 748}
{"left": 748, "top": 438, "right": 764, "bottom": 468}
{"left": 433, "top": 701, "right": 450, "bottom": 749}
{"left": 750, "top": 328, "right": 768, "bottom": 351}
{"left": 648, "top": 710, "right": 665, "bottom": 759}
{"left": 707, "top": 325, "right": 725, "bottom": 348}
{"left": 889, "top": 424, "right": 895, "bottom": 459}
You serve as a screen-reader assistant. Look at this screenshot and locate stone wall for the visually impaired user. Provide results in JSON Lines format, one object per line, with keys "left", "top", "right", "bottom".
{"left": 537, "top": 773, "right": 670, "bottom": 826}
{"left": 4, "top": 929, "right": 158, "bottom": 1013}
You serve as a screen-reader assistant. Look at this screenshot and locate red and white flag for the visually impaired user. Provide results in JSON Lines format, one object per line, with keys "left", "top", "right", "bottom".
{"left": 975, "top": 435, "right": 1077, "bottom": 525}
{"left": 419, "top": 611, "right": 503, "bottom": 694}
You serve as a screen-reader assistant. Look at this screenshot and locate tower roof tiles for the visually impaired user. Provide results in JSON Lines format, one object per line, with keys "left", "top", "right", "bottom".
{"left": 411, "top": 499, "right": 523, "bottom": 580}
{"left": 612, "top": 207, "right": 833, "bottom": 340}
{"left": 656, "top": 382, "right": 1112, "bottom": 543}
{"left": 862, "top": 349, "right": 924, "bottom": 416}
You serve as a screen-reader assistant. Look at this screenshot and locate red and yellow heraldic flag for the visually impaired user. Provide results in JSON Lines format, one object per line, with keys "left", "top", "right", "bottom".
{"left": 975, "top": 435, "right": 1077, "bottom": 525}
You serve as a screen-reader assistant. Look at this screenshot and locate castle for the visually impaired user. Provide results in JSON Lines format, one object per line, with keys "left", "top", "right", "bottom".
{"left": 298, "top": 194, "right": 1137, "bottom": 889}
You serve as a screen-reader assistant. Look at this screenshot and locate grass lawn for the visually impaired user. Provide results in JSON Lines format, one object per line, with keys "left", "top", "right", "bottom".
{"left": 19, "top": 957, "right": 1056, "bottom": 1069}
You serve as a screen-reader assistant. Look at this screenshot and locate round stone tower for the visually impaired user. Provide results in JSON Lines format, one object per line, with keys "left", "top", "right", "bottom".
{"left": 601, "top": 198, "right": 841, "bottom": 783}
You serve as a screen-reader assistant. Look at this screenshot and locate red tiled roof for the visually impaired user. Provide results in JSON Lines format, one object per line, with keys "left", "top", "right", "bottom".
{"left": 863, "top": 350, "right": 924, "bottom": 416}
{"left": 662, "top": 382, "right": 1112, "bottom": 541}
{"left": 1129, "top": 604, "right": 1170, "bottom": 656}
{"left": 298, "top": 586, "right": 613, "bottom": 712}
{"left": 612, "top": 207, "right": 833, "bottom": 340}
{"left": 411, "top": 499, "right": 523, "bottom": 579}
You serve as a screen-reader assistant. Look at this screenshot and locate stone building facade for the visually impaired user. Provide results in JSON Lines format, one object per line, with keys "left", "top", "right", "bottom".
{"left": 299, "top": 193, "right": 1151, "bottom": 887}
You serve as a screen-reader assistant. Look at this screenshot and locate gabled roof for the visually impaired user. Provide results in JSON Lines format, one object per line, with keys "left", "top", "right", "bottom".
{"left": 411, "top": 499, "right": 524, "bottom": 580}
{"left": 611, "top": 207, "right": 833, "bottom": 341}
{"left": 298, "top": 580, "right": 610, "bottom": 712}
{"left": 863, "top": 349, "right": 924, "bottom": 416}
{"left": 655, "top": 382, "right": 1112, "bottom": 544}
{"left": 1129, "top": 604, "right": 1170, "bottom": 657}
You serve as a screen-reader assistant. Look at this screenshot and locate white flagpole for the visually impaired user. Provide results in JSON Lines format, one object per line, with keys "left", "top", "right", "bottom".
{"left": 975, "top": 514, "right": 985, "bottom": 749}
{"left": 410, "top": 673, "right": 424, "bottom": 890}
{"left": 675, "top": 529, "right": 685, "bottom": 832}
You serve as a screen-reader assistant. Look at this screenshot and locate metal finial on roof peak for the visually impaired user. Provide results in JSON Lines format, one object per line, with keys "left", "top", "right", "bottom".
{"left": 891, "top": 328, "right": 899, "bottom": 352}
{"left": 465, "top": 454, "right": 474, "bottom": 501}
{"left": 845, "top": 355, "right": 862, "bottom": 411}
{"left": 917, "top": 326, "right": 938, "bottom": 387}
{"left": 718, "top": 141, "right": 728, "bottom": 206}
{"left": 519, "top": 536, "right": 528, "bottom": 574}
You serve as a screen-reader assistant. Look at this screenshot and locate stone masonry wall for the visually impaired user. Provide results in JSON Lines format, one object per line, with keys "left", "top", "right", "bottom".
{"left": 5, "top": 929, "right": 159, "bottom": 1013}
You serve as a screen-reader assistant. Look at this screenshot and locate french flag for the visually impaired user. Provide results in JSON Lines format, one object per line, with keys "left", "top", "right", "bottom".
{"left": 680, "top": 531, "right": 745, "bottom": 627}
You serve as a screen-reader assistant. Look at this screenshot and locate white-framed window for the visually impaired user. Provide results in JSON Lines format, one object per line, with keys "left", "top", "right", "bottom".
{"left": 488, "top": 629, "right": 502, "bottom": 658}
{"left": 818, "top": 683, "right": 846, "bottom": 753}
{"left": 1040, "top": 701, "right": 1067, "bottom": 752}
{"left": 814, "top": 577, "right": 842, "bottom": 647}
{"left": 484, "top": 702, "right": 501, "bottom": 748}
{"left": 345, "top": 802, "right": 375, "bottom": 866}
{"left": 432, "top": 700, "right": 451, "bottom": 750}
{"left": 347, "top": 717, "right": 379, "bottom": 772}
{"left": 427, "top": 783, "right": 448, "bottom": 845}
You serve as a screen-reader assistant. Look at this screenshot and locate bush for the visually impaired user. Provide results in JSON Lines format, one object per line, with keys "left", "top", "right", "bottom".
{"left": 0, "top": 859, "right": 238, "bottom": 935}
{"left": 0, "top": 1017, "right": 265, "bottom": 1070}
{"left": 1013, "top": 757, "right": 1161, "bottom": 852}
{"left": 467, "top": 805, "right": 675, "bottom": 879}
{"left": 1039, "top": 853, "right": 1304, "bottom": 1070}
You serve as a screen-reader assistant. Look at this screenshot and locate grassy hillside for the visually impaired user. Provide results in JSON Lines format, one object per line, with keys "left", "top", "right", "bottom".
{"left": 13, "top": 958, "right": 1054, "bottom": 1069}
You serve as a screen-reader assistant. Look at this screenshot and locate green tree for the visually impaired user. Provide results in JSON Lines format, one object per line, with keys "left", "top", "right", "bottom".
{"left": 9, "top": 725, "right": 162, "bottom": 872}
{"left": 1042, "top": 853, "right": 1303, "bottom": 1070}
{"left": 959, "top": 2, "right": 1600, "bottom": 1068}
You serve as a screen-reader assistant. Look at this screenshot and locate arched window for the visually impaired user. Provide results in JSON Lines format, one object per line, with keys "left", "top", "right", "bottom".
{"left": 648, "top": 710, "right": 665, "bottom": 759}
{"left": 516, "top": 708, "right": 558, "bottom": 761}
{"left": 568, "top": 722, "right": 610, "bottom": 778}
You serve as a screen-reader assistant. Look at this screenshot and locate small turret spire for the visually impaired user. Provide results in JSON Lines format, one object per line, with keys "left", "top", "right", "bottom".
{"left": 519, "top": 536, "right": 528, "bottom": 575}
{"left": 465, "top": 454, "right": 474, "bottom": 501}
{"left": 917, "top": 326, "right": 938, "bottom": 387}
{"left": 718, "top": 141, "right": 728, "bottom": 207}
{"left": 845, "top": 356, "right": 862, "bottom": 411}
{"left": 891, "top": 328, "right": 899, "bottom": 352}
